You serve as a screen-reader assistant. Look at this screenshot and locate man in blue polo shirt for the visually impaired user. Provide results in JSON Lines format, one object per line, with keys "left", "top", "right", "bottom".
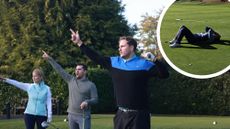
{"left": 70, "top": 29, "right": 169, "bottom": 129}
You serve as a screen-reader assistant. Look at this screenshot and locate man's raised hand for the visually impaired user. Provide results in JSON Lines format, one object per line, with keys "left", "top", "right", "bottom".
{"left": 0, "top": 76, "right": 6, "bottom": 82}
{"left": 42, "top": 50, "right": 50, "bottom": 60}
{"left": 70, "top": 29, "right": 82, "bottom": 46}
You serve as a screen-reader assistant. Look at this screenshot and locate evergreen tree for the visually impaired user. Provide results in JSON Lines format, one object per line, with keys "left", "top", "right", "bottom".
{"left": 0, "top": 0, "right": 134, "bottom": 113}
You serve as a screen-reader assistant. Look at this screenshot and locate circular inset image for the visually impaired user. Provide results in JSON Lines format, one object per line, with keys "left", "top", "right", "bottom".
{"left": 157, "top": 0, "right": 230, "bottom": 79}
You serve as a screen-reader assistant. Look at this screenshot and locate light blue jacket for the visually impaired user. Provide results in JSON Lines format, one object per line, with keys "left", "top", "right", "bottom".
{"left": 5, "top": 79, "right": 52, "bottom": 118}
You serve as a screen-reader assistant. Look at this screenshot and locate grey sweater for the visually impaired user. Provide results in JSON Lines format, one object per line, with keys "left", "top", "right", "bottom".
{"left": 47, "top": 58, "right": 98, "bottom": 115}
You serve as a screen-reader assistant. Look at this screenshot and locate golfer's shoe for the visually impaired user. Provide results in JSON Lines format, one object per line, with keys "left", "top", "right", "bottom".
{"left": 169, "top": 42, "right": 181, "bottom": 48}
{"left": 169, "top": 39, "right": 176, "bottom": 44}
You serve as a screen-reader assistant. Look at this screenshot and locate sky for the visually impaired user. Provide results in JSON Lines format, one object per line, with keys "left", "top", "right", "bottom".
{"left": 122, "top": 0, "right": 174, "bottom": 25}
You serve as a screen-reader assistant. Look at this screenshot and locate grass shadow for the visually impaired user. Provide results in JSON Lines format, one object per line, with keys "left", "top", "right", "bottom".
{"left": 217, "top": 40, "right": 230, "bottom": 46}
{"left": 180, "top": 43, "right": 217, "bottom": 49}
{"left": 180, "top": 45, "right": 217, "bottom": 49}
{"left": 180, "top": 40, "right": 230, "bottom": 49}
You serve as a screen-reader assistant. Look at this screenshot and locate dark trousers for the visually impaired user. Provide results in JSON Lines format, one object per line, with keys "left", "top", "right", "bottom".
{"left": 24, "top": 114, "right": 47, "bottom": 129}
{"left": 174, "top": 25, "right": 196, "bottom": 44}
{"left": 113, "top": 109, "right": 150, "bottom": 129}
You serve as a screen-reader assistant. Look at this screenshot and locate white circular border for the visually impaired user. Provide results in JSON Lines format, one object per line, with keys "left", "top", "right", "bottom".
{"left": 157, "top": 0, "right": 230, "bottom": 79}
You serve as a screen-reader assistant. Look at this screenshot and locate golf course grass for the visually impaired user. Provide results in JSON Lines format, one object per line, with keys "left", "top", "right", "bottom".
{"left": 160, "top": 2, "right": 230, "bottom": 76}
{"left": 1, "top": 114, "right": 230, "bottom": 129}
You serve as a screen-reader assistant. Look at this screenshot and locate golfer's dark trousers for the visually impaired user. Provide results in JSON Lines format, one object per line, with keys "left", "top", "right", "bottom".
{"left": 114, "top": 109, "right": 150, "bottom": 129}
{"left": 24, "top": 114, "right": 47, "bottom": 129}
{"left": 174, "top": 25, "right": 196, "bottom": 44}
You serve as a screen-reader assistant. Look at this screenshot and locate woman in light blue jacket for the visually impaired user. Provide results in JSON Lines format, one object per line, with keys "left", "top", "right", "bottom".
{"left": 0, "top": 68, "right": 52, "bottom": 129}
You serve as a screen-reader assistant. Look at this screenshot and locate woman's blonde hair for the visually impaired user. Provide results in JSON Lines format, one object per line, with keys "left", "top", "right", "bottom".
{"left": 32, "top": 68, "right": 45, "bottom": 80}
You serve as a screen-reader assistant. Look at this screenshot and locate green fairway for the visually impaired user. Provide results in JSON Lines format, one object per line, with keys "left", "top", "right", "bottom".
{"left": 1, "top": 115, "right": 230, "bottom": 129}
{"left": 160, "top": 2, "right": 230, "bottom": 76}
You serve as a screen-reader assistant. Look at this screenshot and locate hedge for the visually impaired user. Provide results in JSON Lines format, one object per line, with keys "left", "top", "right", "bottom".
{"left": 0, "top": 66, "right": 229, "bottom": 115}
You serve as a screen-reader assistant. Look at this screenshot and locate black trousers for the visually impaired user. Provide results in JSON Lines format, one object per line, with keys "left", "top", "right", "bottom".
{"left": 113, "top": 109, "right": 150, "bottom": 129}
{"left": 174, "top": 25, "right": 196, "bottom": 44}
{"left": 24, "top": 114, "right": 47, "bottom": 129}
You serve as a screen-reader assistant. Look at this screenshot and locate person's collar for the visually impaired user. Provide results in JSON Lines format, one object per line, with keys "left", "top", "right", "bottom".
{"left": 122, "top": 54, "right": 137, "bottom": 63}
{"left": 77, "top": 76, "right": 87, "bottom": 81}
{"left": 34, "top": 81, "right": 45, "bottom": 87}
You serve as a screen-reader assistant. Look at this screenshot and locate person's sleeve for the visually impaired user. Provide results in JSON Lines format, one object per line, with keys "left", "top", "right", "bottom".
{"left": 149, "top": 60, "right": 169, "bottom": 79}
{"left": 5, "top": 78, "right": 31, "bottom": 91}
{"left": 46, "top": 87, "right": 52, "bottom": 121}
{"left": 85, "top": 83, "right": 98, "bottom": 105}
{"left": 47, "top": 57, "right": 72, "bottom": 82}
{"left": 80, "top": 44, "right": 111, "bottom": 69}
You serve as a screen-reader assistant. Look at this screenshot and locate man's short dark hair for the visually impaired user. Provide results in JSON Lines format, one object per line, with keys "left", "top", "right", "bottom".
{"left": 119, "top": 36, "right": 137, "bottom": 51}
{"left": 76, "top": 63, "right": 88, "bottom": 71}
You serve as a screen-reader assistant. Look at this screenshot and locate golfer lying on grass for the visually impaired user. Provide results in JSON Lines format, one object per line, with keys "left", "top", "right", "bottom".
{"left": 169, "top": 25, "right": 221, "bottom": 48}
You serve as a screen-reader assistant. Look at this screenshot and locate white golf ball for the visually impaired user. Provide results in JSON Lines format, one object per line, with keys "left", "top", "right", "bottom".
{"left": 213, "top": 121, "right": 217, "bottom": 125}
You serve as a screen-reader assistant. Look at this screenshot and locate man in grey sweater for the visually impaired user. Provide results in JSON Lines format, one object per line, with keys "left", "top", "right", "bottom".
{"left": 42, "top": 51, "right": 98, "bottom": 129}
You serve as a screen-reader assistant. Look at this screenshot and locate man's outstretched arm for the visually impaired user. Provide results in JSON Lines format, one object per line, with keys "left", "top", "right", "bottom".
{"left": 42, "top": 50, "right": 72, "bottom": 82}
{"left": 152, "top": 60, "right": 169, "bottom": 79}
{"left": 70, "top": 29, "right": 111, "bottom": 69}
{"left": 142, "top": 52, "right": 169, "bottom": 79}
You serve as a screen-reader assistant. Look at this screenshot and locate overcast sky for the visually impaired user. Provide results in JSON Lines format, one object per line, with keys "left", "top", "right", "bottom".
{"left": 122, "top": 0, "right": 174, "bottom": 25}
